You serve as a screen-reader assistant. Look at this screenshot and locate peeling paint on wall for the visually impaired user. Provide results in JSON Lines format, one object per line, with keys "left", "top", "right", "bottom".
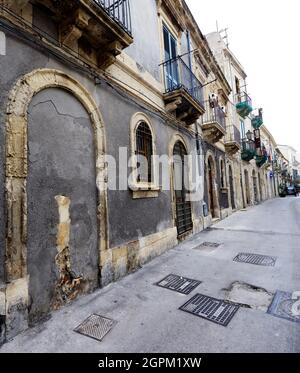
{"left": 52, "top": 196, "right": 85, "bottom": 310}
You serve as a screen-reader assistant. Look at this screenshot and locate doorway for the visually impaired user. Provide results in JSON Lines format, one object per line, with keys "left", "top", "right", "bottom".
{"left": 229, "top": 165, "right": 236, "bottom": 210}
{"left": 253, "top": 171, "right": 258, "bottom": 203}
{"left": 207, "top": 156, "right": 218, "bottom": 218}
{"left": 173, "top": 141, "right": 193, "bottom": 236}
{"left": 244, "top": 169, "right": 250, "bottom": 205}
{"left": 258, "top": 173, "right": 262, "bottom": 201}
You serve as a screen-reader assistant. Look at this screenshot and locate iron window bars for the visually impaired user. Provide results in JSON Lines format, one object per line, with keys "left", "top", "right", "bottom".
{"left": 136, "top": 122, "right": 153, "bottom": 183}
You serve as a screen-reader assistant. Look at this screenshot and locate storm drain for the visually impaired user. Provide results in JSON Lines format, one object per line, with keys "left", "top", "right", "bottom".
{"left": 233, "top": 253, "right": 277, "bottom": 267}
{"left": 179, "top": 293, "right": 240, "bottom": 326}
{"left": 155, "top": 274, "right": 201, "bottom": 295}
{"left": 74, "top": 314, "right": 116, "bottom": 341}
{"left": 267, "top": 291, "right": 300, "bottom": 323}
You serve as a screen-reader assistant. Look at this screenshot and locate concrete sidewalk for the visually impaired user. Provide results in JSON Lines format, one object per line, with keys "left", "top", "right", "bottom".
{"left": 1, "top": 198, "right": 300, "bottom": 353}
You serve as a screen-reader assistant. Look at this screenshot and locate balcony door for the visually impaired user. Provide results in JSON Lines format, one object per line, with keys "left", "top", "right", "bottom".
{"left": 163, "top": 25, "right": 179, "bottom": 91}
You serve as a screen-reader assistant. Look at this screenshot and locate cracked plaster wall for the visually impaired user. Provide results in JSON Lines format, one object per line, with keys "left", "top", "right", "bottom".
{"left": 27, "top": 88, "right": 98, "bottom": 324}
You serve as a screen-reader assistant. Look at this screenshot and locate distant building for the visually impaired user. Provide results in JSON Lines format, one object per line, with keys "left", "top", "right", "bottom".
{"left": 277, "top": 145, "right": 300, "bottom": 182}
{"left": 206, "top": 31, "right": 279, "bottom": 207}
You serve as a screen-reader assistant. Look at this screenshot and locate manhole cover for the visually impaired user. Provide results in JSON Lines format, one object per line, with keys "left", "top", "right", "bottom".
{"left": 74, "top": 314, "right": 116, "bottom": 341}
{"left": 198, "top": 242, "right": 221, "bottom": 248}
{"left": 267, "top": 291, "right": 300, "bottom": 323}
{"left": 179, "top": 293, "right": 240, "bottom": 326}
{"left": 233, "top": 253, "right": 277, "bottom": 267}
{"left": 155, "top": 274, "right": 202, "bottom": 295}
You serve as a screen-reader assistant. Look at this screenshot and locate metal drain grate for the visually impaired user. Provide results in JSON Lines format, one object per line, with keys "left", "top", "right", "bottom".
{"left": 155, "top": 274, "right": 202, "bottom": 295}
{"left": 198, "top": 242, "right": 221, "bottom": 248}
{"left": 267, "top": 291, "right": 300, "bottom": 323}
{"left": 179, "top": 293, "right": 240, "bottom": 326}
{"left": 74, "top": 314, "right": 116, "bottom": 341}
{"left": 233, "top": 253, "right": 277, "bottom": 267}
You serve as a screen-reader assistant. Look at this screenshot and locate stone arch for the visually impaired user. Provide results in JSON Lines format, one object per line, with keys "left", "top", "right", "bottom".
{"left": 5, "top": 69, "right": 108, "bottom": 293}
{"left": 205, "top": 151, "right": 220, "bottom": 219}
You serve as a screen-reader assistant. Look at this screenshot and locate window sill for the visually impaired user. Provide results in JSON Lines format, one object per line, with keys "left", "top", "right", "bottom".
{"left": 129, "top": 183, "right": 160, "bottom": 199}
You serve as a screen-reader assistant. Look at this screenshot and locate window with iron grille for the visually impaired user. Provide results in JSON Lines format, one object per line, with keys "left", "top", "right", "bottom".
{"left": 136, "top": 122, "right": 153, "bottom": 183}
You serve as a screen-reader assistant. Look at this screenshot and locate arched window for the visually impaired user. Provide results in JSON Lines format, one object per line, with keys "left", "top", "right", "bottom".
{"left": 136, "top": 121, "right": 153, "bottom": 183}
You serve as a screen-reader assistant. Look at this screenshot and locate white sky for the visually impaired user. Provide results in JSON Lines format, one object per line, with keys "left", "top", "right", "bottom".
{"left": 186, "top": 0, "right": 300, "bottom": 154}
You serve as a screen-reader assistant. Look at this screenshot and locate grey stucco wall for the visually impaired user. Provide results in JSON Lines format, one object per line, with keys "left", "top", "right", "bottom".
{"left": 0, "top": 32, "right": 49, "bottom": 283}
{"left": 96, "top": 83, "right": 174, "bottom": 247}
{"left": 27, "top": 88, "right": 98, "bottom": 324}
{"left": 0, "top": 19, "right": 203, "bottom": 281}
{"left": 127, "top": 0, "right": 161, "bottom": 81}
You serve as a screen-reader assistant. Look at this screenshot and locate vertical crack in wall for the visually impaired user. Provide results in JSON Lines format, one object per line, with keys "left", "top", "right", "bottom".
{"left": 52, "top": 196, "right": 84, "bottom": 310}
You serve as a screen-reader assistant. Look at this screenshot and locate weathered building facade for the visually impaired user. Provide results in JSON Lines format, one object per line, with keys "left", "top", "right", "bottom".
{"left": 0, "top": 0, "right": 285, "bottom": 344}
{"left": 0, "top": 0, "right": 235, "bottom": 343}
{"left": 206, "top": 31, "right": 281, "bottom": 210}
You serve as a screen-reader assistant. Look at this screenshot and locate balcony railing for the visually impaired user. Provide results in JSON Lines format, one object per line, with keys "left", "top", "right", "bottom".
{"left": 202, "top": 101, "right": 226, "bottom": 130}
{"left": 225, "top": 125, "right": 241, "bottom": 154}
{"left": 236, "top": 91, "right": 253, "bottom": 118}
{"left": 162, "top": 56, "right": 204, "bottom": 108}
{"left": 94, "top": 0, "right": 132, "bottom": 35}
{"left": 241, "top": 139, "right": 256, "bottom": 161}
{"left": 233, "top": 125, "right": 241, "bottom": 144}
{"left": 256, "top": 145, "right": 269, "bottom": 168}
{"left": 251, "top": 109, "right": 264, "bottom": 129}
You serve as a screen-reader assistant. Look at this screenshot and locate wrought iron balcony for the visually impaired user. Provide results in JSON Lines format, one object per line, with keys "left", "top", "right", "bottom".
{"left": 162, "top": 56, "right": 205, "bottom": 125}
{"left": 236, "top": 92, "right": 253, "bottom": 118}
{"left": 256, "top": 146, "right": 269, "bottom": 168}
{"left": 225, "top": 125, "right": 241, "bottom": 155}
{"left": 1, "top": 0, "right": 133, "bottom": 69}
{"left": 241, "top": 139, "right": 256, "bottom": 162}
{"left": 94, "top": 0, "right": 132, "bottom": 35}
{"left": 251, "top": 109, "right": 264, "bottom": 129}
{"left": 201, "top": 100, "right": 226, "bottom": 143}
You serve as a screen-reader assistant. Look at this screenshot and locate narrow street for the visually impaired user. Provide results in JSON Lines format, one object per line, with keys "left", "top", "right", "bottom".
{"left": 1, "top": 197, "right": 300, "bottom": 353}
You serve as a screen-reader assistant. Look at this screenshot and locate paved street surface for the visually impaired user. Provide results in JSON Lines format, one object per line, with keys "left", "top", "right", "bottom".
{"left": 1, "top": 197, "right": 300, "bottom": 353}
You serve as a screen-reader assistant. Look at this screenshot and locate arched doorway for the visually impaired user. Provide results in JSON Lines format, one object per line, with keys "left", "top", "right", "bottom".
{"left": 229, "top": 165, "right": 236, "bottom": 210}
{"left": 258, "top": 173, "right": 262, "bottom": 201}
{"left": 5, "top": 69, "right": 107, "bottom": 333}
{"left": 240, "top": 172, "right": 246, "bottom": 208}
{"left": 206, "top": 155, "right": 219, "bottom": 218}
{"left": 244, "top": 169, "right": 250, "bottom": 205}
{"left": 252, "top": 170, "right": 258, "bottom": 203}
{"left": 173, "top": 141, "right": 193, "bottom": 237}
